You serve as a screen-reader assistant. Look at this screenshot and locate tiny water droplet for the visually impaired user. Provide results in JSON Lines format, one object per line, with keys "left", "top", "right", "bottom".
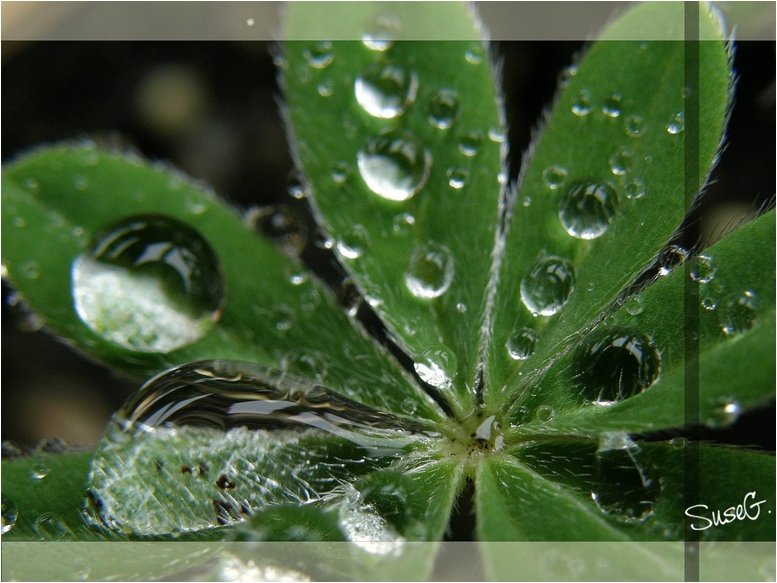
{"left": 331, "top": 161, "right": 352, "bottom": 183}
{"left": 1, "top": 499, "right": 18, "bottom": 535}
{"left": 669, "top": 436, "right": 687, "bottom": 448}
{"left": 559, "top": 65, "right": 577, "bottom": 88}
{"left": 573, "top": 326, "right": 661, "bottom": 405}
{"left": 317, "top": 79, "right": 334, "bottom": 97}
{"left": 303, "top": 42, "right": 333, "bottom": 69}
{"left": 542, "top": 165, "right": 568, "bottom": 190}
{"left": 426, "top": 90, "right": 460, "bottom": 129}
{"left": 488, "top": 127, "right": 506, "bottom": 143}
{"left": 71, "top": 215, "right": 225, "bottom": 353}
{"left": 400, "top": 397, "right": 418, "bottom": 415}
{"left": 355, "top": 63, "right": 418, "bottom": 119}
{"left": 587, "top": 282, "right": 595, "bottom": 292}
{"left": 245, "top": 206, "right": 307, "bottom": 257}
{"left": 458, "top": 130, "right": 483, "bottom": 156}
{"left": 719, "top": 291, "right": 758, "bottom": 336}
{"left": 625, "top": 115, "right": 645, "bottom": 138}
{"left": 689, "top": 254, "right": 716, "bottom": 284}
{"left": 558, "top": 180, "right": 619, "bottom": 240}
{"left": 362, "top": 15, "right": 401, "bottom": 51}
{"left": 447, "top": 167, "right": 469, "bottom": 189}
{"left": 657, "top": 245, "right": 688, "bottom": 276}
{"left": 404, "top": 242, "right": 454, "bottom": 299}
{"left": 392, "top": 213, "right": 415, "bottom": 236}
{"left": 34, "top": 512, "right": 72, "bottom": 540}
{"left": 701, "top": 296, "right": 717, "bottom": 311}
{"left": 30, "top": 459, "right": 51, "bottom": 479}
{"left": 520, "top": 256, "right": 576, "bottom": 316}
{"left": 536, "top": 405, "right": 554, "bottom": 422}
{"left": 357, "top": 129, "right": 431, "bottom": 202}
{"left": 602, "top": 94, "right": 622, "bottom": 117}
{"left": 337, "top": 277, "right": 362, "bottom": 317}
{"left": 20, "top": 260, "right": 41, "bottom": 279}
{"left": 314, "top": 231, "right": 334, "bottom": 250}
{"left": 269, "top": 304, "right": 296, "bottom": 332}
{"left": 624, "top": 178, "right": 647, "bottom": 199}
{"left": 623, "top": 295, "right": 644, "bottom": 316}
{"left": 506, "top": 327, "right": 539, "bottom": 361}
{"left": 666, "top": 112, "right": 685, "bottom": 134}
{"left": 414, "top": 345, "right": 457, "bottom": 389}
{"left": 521, "top": 195, "right": 531, "bottom": 207}
{"left": 287, "top": 170, "right": 309, "bottom": 199}
{"left": 706, "top": 396, "right": 742, "bottom": 427}
{"left": 299, "top": 288, "right": 321, "bottom": 312}
{"left": 337, "top": 224, "right": 370, "bottom": 259}
{"left": 464, "top": 43, "right": 484, "bottom": 64}
{"left": 572, "top": 90, "right": 591, "bottom": 116}
{"left": 456, "top": 302, "right": 467, "bottom": 313}
{"left": 282, "top": 351, "right": 328, "bottom": 381}
{"left": 609, "top": 149, "right": 633, "bottom": 175}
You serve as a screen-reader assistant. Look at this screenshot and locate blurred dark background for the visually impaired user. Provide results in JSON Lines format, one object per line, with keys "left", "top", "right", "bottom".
{"left": 2, "top": 34, "right": 774, "bottom": 452}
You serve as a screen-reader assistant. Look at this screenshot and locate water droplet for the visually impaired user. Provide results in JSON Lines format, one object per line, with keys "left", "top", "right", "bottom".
{"left": 558, "top": 180, "right": 619, "bottom": 240}
{"left": 573, "top": 326, "right": 661, "bottom": 405}
{"left": 71, "top": 215, "right": 225, "bottom": 353}
{"left": 281, "top": 351, "right": 328, "bottom": 381}
{"left": 355, "top": 63, "right": 418, "bottom": 119}
{"left": 447, "top": 167, "right": 469, "bottom": 189}
{"left": 331, "top": 161, "right": 352, "bottom": 183}
{"left": 34, "top": 513, "right": 72, "bottom": 540}
{"left": 12, "top": 216, "right": 26, "bottom": 228}
{"left": 392, "top": 213, "right": 415, "bottom": 236}
{"left": 542, "top": 165, "right": 568, "bottom": 190}
{"left": 521, "top": 195, "right": 531, "bottom": 207}
{"left": 488, "top": 127, "right": 506, "bottom": 143}
{"left": 400, "top": 397, "right": 417, "bottom": 415}
{"left": 657, "top": 245, "right": 688, "bottom": 276}
{"left": 623, "top": 295, "right": 644, "bottom": 316}
{"left": 458, "top": 130, "right": 483, "bottom": 157}
{"left": 414, "top": 345, "right": 457, "bottom": 389}
{"left": 701, "top": 296, "right": 717, "bottom": 311}
{"left": 625, "top": 115, "right": 645, "bottom": 138}
{"left": 404, "top": 242, "right": 454, "bottom": 299}
{"left": 287, "top": 170, "right": 309, "bottom": 199}
{"left": 719, "top": 291, "right": 758, "bottom": 336}
{"left": 624, "top": 178, "right": 647, "bottom": 199}
{"left": 520, "top": 256, "right": 576, "bottom": 316}
{"left": 356, "top": 471, "right": 422, "bottom": 533}
{"left": 609, "top": 149, "right": 633, "bottom": 175}
{"left": 427, "top": 90, "right": 459, "bottom": 129}
{"left": 591, "top": 433, "right": 659, "bottom": 522}
{"left": 270, "top": 305, "right": 296, "bottom": 332}
{"left": 465, "top": 43, "right": 484, "bottom": 64}
{"left": 705, "top": 396, "right": 742, "bottom": 428}
{"left": 303, "top": 42, "right": 333, "bottom": 69}
{"left": 245, "top": 206, "right": 307, "bottom": 256}
{"left": 74, "top": 176, "right": 89, "bottom": 190}
{"left": 314, "top": 231, "right": 334, "bottom": 250}
{"left": 20, "top": 260, "right": 41, "bottom": 279}
{"left": 357, "top": 129, "right": 431, "bottom": 202}
{"left": 572, "top": 90, "right": 591, "bottom": 116}
{"left": 337, "top": 277, "right": 362, "bottom": 317}
{"left": 1, "top": 499, "right": 18, "bottom": 534}
{"left": 559, "top": 64, "right": 577, "bottom": 88}
{"left": 689, "top": 254, "right": 716, "bottom": 284}
{"left": 536, "top": 405, "right": 554, "bottom": 422}
{"left": 587, "top": 282, "right": 595, "bottom": 292}
{"left": 30, "top": 459, "right": 50, "bottom": 479}
{"left": 602, "top": 94, "right": 622, "bottom": 117}
{"left": 506, "top": 327, "right": 539, "bottom": 361}
{"left": 317, "top": 79, "right": 333, "bottom": 97}
{"left": 456, "top": 302, "right": 467, "bottom": 313}
{"left": 666, "top": 112, "right": 685, "bottom": 134}
{"left": 336, "top": 225, "right": 370, "bottom": 260}
{"left": 362, "top": 15, "right": 401, "bottom": 51}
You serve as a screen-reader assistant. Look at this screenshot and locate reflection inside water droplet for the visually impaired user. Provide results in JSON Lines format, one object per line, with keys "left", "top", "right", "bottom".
{"left": 303, "top": 42, "right": 333, "bottom": 69}
{"left": 506, "top": 327, "right": 539, "bottom": 361}
{"left": 558, "top": 180, "right": 619, "bottom": 240}
{"left": 1, "top": 498, "right": 18, "bottom": 535}
{"left": 414, "top": 345, "right": 457, "bottom": 389}
{"left": 245, "top": 206, "right": 308, "bottom": 256}
{"left": 355, "top": 63, "right": 418, "bottom": 119}
{"left": 719, "top": 291, "right": 758, "bottom": 336}
{"left": 357, "top": 129, "right": 431, "bottom": 202}
{"left": 405, "top": 242, "right": 454, "bottom": 299}
{"left": 71, "top": 215, "right": 225, "bottom": 353}
{"left": 336, "top": 225, "right": 370, "bottom": 259}
{"left": 520, "top": 256, "right": 576, "bottom": 316}
{"left": 426, "top": 90, "right": 459, "bottom": 129}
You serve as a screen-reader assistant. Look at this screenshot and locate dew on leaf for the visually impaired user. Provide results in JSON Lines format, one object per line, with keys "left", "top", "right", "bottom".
{"left": 541, "top": 165, "right": 568, "bottom": 190}
{"left": 336, "top": 224, "right": 370, "bottom": 259}
{"left": 657, "top": 245, "right": 688, "bottom": 276}
{"left": 281, "top": 351, "right": 328, "bottom": 381}
{"left": 400, "top": 397, "right": 417, "bottom": 415}
{"left": 488, "top": 127, "right": 506, "bottom": 142}
{"left": 392, "top": 212, "right": 415, "bottom": 236}
{"left": 559, "top": 64, "right": 577, "bottom": 88}
{"left": 625, "top": 115, "right": 645, "bottom": 137}
{"left": 464, "top": 42, "right": 484, "bottom": 64}
{"left": 426, "top": 89, "right": 460, "bottom": 129}
{"left": 520, "top": 256, "right": 576, "bottom": 316}
{"left": 719, "top": 291, "right": 758, "bottom": 336}
{"left": 689, "top": 254, "right": 716, "bottom": 284}
{"left": 414, "top": 344, "right": 457, "bottom": 389}
{"left": 447, "top": 167, "right": 469, "bottom": 189}
{"left": 623, "top": 295, "right": 644, "bottom": 316}
{"left": 624, "top": 178, "right": 647, "bottom": 199}
{"left": 558, "top": 180, "right": 619, "bottom": 240}
{"left": 701, "top": 296, "right": 717, "bottom": 311}
{"left": 456, "top": 302, "right": 467, "bottom": 313}
{"left": 458, "top": 130, "right": 483, "bottom": 156}
{"left": 317, "top": 80, "right": 333, "bottom": 97}
{"left": 571, "top": 90, "right": 591, "bottom": 116}
{"left": 34, "top": 512, "right": 73, "bottom": 540}
{"left": 404, "top": 241, "right": 454, "bottom": 299}
{"left": 536, "top": 405, "right": 554, "bottom": 422}
{"left": 355, "top": 63, "right": 418, "bottom": 119}
{"left": 357, "top": 129, "right": 431, "bottom": 202}
{"left": 602, "top": 93, "right": 622, "bottom": 117}
{"left": 666, "top": 111, "right": 685, "bottom": 134}
{"left": 303, "top": 42, "right": 333, "bottom": 69}
{"left": 269, "top": 304, "right": 296, "bottom": 332}
{"left": 245, "top": 206, "right": 308, "bottom": 257}
{"left": 71, "top": 215, "right": 225, "bottom": 353}
{"left": 573, "top": 326, "right": 661, "bottom": 405}
{"left": 355, "top": 471, "right": 422, "bottom": 532}
{"left": 19, "top": 260, "right": 41, "bottom": 279}
{"left": 506, "top": 327, "right": 539, "bottom": 361}
{"left": 608, "top": 149, "right": 633, "bottom": 175}
{"left": 705, "top": 396, "right": 742, "bottom": 428}
{"left": 30, "top": 459, "right": 51, "bottom": 479}
{"left": 1, "top": 498, "right": 18, "bottom": 535}
{"left": 331, "top": 161, "right": 351, "bottom": 183}
{"left": 362, "top": 15, "right": 401, "bottom": 51}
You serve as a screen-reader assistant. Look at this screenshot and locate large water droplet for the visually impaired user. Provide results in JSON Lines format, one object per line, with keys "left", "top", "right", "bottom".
{"left": 357, "top": 129, "right": 431, "bottom": 202}
{"left": 336, "top": 225, "right": 370, "bottom": 260}
{"left": 689, "top": 254, "right": 716, "bottom": 284}
{"left": 506, "top": 327, "right": 539, "bottom": 361}
{"left": 71, "top": 215, "right": 225, "bottom": 353}
{"left": 362, "top": 15, "right": 401, "bottom": 51}
{"left": 591, "top": 433, "right": 659, "bottom": 522}
{"left": 354, "top": 63, "right": 418, "bottom": 119}
{"left": 1, "top": 498, "right": 18, "bottom": 535}
{"left": 414, "top": 345, "right": 457, "bottom": 390}
{"left": 542, "top": 165, "right": 568, "bottom": 190}
{"left": 666, "top": 112, "right": 685, "bottom": 134}
{"left": 426, "top": 90, "right": 459, "bottom": 129}
{"left": 719, "top": 291, "right": 758, "bottom": 336}
{"left": 536, "top": 405, "right": 554, "bottom": 422}
{"left": 520, "top": 256, "right": 576, "bottom": 316}
{"left": 572, "top": 90, "right": 591, "bottom": 116}
{"left": 245, "top": 206, "right": 307, "bottom": 256}
{"left": 404, "top": 242, "right": 454, "bottom": 299}
{"left": 602, "top": 94, "right": 622, "bottom": 117}
{"left": 558, "top": 181, "right": 619, "bottom": 240}
{"left": 573, "top": 326, "right": 661, "bottom": 405}
{"left": 657, "top": 245, "right": 688, "bottom": 276}
{"left": 303, "top": 42, "right": 333, "bottom": 69}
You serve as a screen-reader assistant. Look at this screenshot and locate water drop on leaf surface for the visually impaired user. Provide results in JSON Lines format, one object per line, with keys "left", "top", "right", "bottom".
{"left": 404, "top": 242, "right": 454, "bottom": 299}
{"left": 357, "top": 129, "right": 431, "bottom": 201}
{"left": 520, "top": 256, "right": 576, "bottom": 316}
{"left": 558, "top": 180, "right": 619, "bottom": 240}
{"left": 355, "top": 63, "right": 418, "bottom": 119}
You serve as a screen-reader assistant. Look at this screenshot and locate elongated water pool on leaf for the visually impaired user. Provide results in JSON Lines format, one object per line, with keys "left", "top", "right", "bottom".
{"left": 87, "top": 360, "right": 434, "bottom": 536}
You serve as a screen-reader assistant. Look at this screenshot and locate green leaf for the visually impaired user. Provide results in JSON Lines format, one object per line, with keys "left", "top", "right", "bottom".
{"left": 1, "top": 145, "right": 442, "bottom": 420}
{"left": 284, "top": 3, "right": 505, "bottom": 417}
{"left": 483, "top": 2, "right": 731, "bottom": 412}
{"left": 511, "top": 209, "right": 775, "bottom": 436}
